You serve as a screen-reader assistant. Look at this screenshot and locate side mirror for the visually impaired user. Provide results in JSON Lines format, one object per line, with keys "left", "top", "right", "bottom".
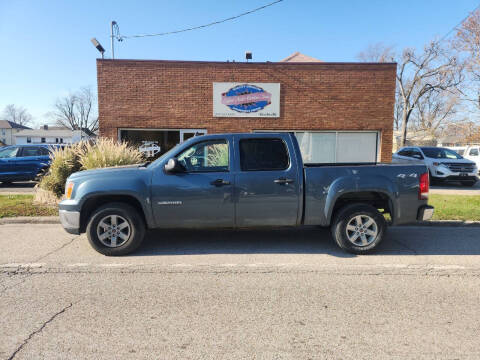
{"left": 412, "top": 154, "right": 423, "bottom": 159}
{"left": 164, "top": 158, "right": 185, "bottom": 173}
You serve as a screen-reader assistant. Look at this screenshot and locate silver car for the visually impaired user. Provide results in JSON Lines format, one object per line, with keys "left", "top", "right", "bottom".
{"left": 393, "top": 146, "right": 478, "bottom": 187}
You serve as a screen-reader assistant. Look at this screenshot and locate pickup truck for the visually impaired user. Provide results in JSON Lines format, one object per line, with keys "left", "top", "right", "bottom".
{"left": 59, "top": 133, "right": 434, "bottom": 256}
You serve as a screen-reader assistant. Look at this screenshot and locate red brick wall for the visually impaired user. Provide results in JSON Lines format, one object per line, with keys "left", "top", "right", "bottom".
{"left": 97, "top": 60, "right": 396, "bottom": 162}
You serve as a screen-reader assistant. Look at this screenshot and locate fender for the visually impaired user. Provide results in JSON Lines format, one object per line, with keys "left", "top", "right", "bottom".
{"left": 322, "top": 174, "right": 399, "bottom": 226}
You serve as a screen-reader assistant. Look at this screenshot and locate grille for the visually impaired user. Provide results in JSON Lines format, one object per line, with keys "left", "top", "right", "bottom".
{"left": 443, "top": 162, "right": 475, "bottom": 173}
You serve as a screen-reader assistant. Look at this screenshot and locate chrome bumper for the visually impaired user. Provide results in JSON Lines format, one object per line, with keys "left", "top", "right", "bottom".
{"left": 417, "top": 205, "right": 434, "bottom": 221}
{"left": 59, "top": 209, "right": 81, "bottom": 234}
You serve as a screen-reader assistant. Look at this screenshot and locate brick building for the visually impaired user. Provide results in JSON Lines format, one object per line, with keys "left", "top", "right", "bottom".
{"left": 97, "top": 54, "right": 396, "bottom": 162}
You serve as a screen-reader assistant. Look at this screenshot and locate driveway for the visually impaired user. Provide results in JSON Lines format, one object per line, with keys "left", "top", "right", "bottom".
{"left": 1, "top": 224, "right": 480, "bottom": 359}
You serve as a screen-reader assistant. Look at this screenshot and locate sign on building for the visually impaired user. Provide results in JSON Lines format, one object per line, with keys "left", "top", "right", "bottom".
{"left": 213, "top": 82, "right": 280, "bottom": 117}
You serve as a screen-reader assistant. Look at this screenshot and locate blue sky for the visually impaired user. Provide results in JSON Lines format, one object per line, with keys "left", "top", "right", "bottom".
{"left": 0, "top": 0, "right": 478, "bottom": 126}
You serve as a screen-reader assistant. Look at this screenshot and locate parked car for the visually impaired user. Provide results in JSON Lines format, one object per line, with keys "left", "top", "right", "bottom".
{"left": 447, "top": 145, "right": 480, "bottom": 173}
{"left": 0, "top": 144, "right": 54, "bottom": 184}
{"left": 393, "top": 146, "right": 478, "bottom": 186}
{"left": 59, "top": 133, "right": 433, "bottom": 256}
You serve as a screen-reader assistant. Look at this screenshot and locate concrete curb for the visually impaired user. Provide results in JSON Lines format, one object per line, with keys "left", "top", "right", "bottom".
{"left": 407, "top": 220, "right": 480, "bottom": 227}
{"left": 0, "top": 216, "right": 60, "bottom": 225}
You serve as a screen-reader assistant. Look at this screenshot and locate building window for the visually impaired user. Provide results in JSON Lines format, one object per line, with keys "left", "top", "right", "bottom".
{"left": 1, "top": 129, "right": 5, "bottom": 135}
{"left": 27, "top": 137, "right": 31, "bottom": 143}
{"left": 41, "top": 137, "right": 46, "bottom": 143}
{"left": 254, "top": 130, "right": 379, "bottom": 164}
{"left": 60, "top": 138, "right": 63, "bottom": 143}
{"left": 55, "top": 138, "right": 59, "bottom": 143}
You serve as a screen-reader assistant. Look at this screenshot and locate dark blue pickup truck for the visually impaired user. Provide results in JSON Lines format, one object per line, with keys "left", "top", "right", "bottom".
{"left": 0, "top": 144, "right": 54, "bottom": 184}
{"left": 59, "top": 133, "right": 433, "bottom": 256}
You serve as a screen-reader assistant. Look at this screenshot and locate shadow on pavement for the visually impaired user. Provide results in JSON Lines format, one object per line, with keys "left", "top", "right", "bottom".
{"left": 0, "top": 181, "right": 36, "bottom": 188}
{"left": 134, "top": 226, "right": 480, "bottom": 257}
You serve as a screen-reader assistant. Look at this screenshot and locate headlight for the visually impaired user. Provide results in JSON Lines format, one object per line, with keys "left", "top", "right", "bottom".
{"left": 65, "top": 182, "right": 74, "bottom": 199}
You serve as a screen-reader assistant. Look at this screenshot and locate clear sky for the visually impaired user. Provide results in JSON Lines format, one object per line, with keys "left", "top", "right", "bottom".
{"left": 0, "top": 0, "right": 478, "bottom": 126}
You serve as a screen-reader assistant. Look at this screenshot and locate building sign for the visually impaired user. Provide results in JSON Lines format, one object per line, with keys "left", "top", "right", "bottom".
{"left": 213, "top": 82, "right": 280, "bottom": 117}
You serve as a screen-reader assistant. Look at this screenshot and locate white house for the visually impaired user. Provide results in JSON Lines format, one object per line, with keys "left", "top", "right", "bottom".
{"left": 0, "top": 120, "right": 31, "bottom": 145}
{"left": 14, "top": 126, "right": 93, "bottom": 145}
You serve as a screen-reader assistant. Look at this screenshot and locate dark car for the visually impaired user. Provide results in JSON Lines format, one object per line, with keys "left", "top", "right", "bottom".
{"left": 0, "top": 144, "right": 55, "bottom": 184}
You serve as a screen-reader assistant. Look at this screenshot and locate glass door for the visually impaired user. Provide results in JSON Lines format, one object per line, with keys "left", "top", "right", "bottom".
{"left": 180, "top": 129, "right": 207, "bottom": 143}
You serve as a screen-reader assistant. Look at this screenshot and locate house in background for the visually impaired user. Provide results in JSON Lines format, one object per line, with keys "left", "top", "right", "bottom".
{"left": 14, "top": 125, "right": 94, "bottom": 145}
{"left": 0, "top": 120, "right": 31, "bottom": 145}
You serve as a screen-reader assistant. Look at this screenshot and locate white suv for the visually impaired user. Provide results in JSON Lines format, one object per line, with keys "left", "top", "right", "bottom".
{"left": 393, "top": 146, "right": 478, "bottom": 187}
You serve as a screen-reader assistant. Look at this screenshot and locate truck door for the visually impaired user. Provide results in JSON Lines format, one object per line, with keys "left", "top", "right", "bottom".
{"left": 151, "top": 137, "right": 235, "bottom": 228}
{"left": 234, "top": 135, "right": 301, "bottom": 227}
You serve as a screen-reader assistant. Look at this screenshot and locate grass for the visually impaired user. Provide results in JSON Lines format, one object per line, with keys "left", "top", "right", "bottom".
{"left": 429, "top": 194, "right": 480, "bottom": 221}
{"left": 0, "top": 195, "right": 58, "bottom": 218}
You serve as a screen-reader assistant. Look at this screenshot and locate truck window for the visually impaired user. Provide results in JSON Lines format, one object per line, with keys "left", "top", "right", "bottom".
{"left": 239, "top": 139, "right": 289, "bottom": 171}
{"left": 469, "top": 148, "right": 479, "bottom": 156}
{"left": 176, "top": 140, "right": 229, "bottom": 172}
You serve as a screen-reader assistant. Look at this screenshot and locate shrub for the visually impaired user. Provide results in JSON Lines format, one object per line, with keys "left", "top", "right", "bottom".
{"left": 79, "top": 138, "right": 144, "bottom": 170}
{"left": 38, "top": 138, "right": 144, "bottom": 198}
{"left": 38, "top": 144, "right": 82, "bottom": 197}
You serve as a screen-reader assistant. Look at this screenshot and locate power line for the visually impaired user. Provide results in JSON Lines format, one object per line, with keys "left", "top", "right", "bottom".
{"left": 439, "top": 3, "right": 480, "bottom": 43}
{"left": 116, "top": 0, "right": 284, "bottom": 40}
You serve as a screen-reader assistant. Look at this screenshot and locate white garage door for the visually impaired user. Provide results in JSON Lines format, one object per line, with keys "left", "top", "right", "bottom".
{"left": 295, "top": 131, "right": 378, "bottom": 164}
{"left": 254, "top": 130, "right": 379, "bottom": 163}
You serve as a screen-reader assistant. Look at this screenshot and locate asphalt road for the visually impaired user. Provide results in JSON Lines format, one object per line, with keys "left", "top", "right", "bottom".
{"left": 1, "top": 224, "right": 480, "bottom": 359}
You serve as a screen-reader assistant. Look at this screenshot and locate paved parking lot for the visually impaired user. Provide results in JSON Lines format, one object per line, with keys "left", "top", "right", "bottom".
{"left": 1, "top": 224, "right": 480, "bottom": 359}
{"left": 0, "top": 182, "right": 36, "bottom": 195}
{"left": 430, "top": 180, "right": 480, "bottom": 195}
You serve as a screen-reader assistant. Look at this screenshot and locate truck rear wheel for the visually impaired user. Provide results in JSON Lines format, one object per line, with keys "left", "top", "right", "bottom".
{"left": 331, "top": 204, "right": 386, "bottom": 254}
{"left": 86, "top": 202, "right": 146, "bottom": 256}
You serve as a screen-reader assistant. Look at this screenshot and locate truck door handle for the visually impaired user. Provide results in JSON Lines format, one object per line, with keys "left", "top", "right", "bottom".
{"left": 210, "top": 179, "right": 231, "bottom": 187}
{"left": 274, "top": 177, "right": 294, "bottom": 185}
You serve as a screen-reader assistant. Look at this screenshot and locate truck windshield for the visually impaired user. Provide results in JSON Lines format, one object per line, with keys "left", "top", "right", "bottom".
{"left": 420, "top": 147, "right": 463, "bottom": 159}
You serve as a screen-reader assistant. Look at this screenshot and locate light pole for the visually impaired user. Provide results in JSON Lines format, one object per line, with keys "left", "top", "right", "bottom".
{"left": 90, "top": 38, "right": 105, "bottom": 59}
{"left": 110, "top": 21, "right": 117, "bottom": 59}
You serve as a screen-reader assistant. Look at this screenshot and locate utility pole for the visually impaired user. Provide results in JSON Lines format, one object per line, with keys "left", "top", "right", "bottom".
{"left": 110, "top": 21, "right": 116, "bottom": 59}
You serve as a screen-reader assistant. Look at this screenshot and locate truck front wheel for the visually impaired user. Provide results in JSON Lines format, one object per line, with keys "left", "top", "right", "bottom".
{"left": 86, "top": 202, "right": 146, "bottom": 256}
{"left": 331, "top": 204, "right": 386, "bottom": 254}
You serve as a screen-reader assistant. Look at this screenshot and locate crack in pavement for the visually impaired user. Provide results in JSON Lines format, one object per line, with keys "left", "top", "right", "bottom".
{"left": 32, "top": 236, "right": 79, "bottom": 263}
{"left": 391, "top": 238, "right": 418, "bottom": 255}
{"left": 7, "top": 303, "right": 73, "bottom": 360}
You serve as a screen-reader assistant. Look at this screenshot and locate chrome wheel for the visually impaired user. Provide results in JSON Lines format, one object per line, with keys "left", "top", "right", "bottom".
{"left": 345, "top": 215, "right": 378, "bottom": 247}
{"left": 96, "top": 215, "right": 131, "bottom": 248}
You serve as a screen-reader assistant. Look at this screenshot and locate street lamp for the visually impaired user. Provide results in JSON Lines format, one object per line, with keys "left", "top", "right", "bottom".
{"left": 90, "top": 38, "right": 105, "bottom": 59}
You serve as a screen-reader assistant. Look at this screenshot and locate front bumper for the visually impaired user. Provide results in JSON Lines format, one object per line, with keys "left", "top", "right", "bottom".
{"left": 417, "top": 205, "right": 434, "bottom": 221}
{"left": 432, "top": 167, "right": 478, "bottom": 181}
{"left": 59, "top": 209, "right": 81, "bottom": 235}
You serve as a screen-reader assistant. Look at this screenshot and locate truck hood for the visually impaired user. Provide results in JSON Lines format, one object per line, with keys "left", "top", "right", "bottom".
{"left": 68, "top": 164, "right": 148, "bottom": 181}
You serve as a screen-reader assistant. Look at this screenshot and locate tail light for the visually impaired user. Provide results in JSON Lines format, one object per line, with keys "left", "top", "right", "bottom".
{"left": 419, "top": 172, "right": 429, "bottom": 200}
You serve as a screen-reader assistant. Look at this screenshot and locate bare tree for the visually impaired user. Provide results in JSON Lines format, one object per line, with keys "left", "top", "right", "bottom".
{"left": 454, "top": 9, "right": 480, "bottom": 114}
{"left": 2, "top": 104, "right": 33, "bottom": 126}
{"left": 356, "top": 42, "right": 395, "bottom": 63}
{"left": 455, "top": 9, "right": 480, "bottom": 81}
{"left": 411, "top": 90, "right": 460, "bottom": 139}
{"left": 396, "top": 42, "right": 463, "bottom": 145}
{"left": 358, "top": 41, "right": 464, "bottom": 145}
{"left": 49, "top": 87, "right": 98, "bottom": 132}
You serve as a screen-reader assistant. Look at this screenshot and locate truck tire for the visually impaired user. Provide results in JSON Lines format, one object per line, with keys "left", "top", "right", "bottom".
{"left": 86, "top": 202, "right": 146, "bottom": 256}
{"left": 331, "top": 203, "right": 386, "bottom": 254}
